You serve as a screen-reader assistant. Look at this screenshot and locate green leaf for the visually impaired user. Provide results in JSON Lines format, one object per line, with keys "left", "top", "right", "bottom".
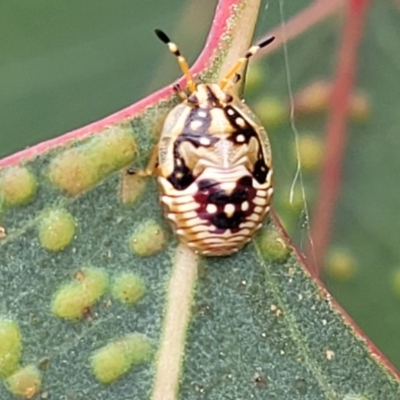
{"left": 0, "top": 0, "right": 399, "bottom": 399}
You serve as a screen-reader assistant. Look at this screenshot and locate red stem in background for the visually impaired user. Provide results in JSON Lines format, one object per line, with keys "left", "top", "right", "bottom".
{"left": 308, "top": 0, "right": 370, "bottom": 274}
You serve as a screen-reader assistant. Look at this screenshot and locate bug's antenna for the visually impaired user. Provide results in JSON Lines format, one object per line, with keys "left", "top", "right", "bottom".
{"left": 155, "top": 29, "right": 196, "bottom": 93}
{"left": 220, "top": 36, "right": 275, "bottom": 90}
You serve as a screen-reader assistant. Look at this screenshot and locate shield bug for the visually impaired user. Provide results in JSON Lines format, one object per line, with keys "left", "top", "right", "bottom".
{"left": 144, "top": 30, "right": 274, "bottom": 256}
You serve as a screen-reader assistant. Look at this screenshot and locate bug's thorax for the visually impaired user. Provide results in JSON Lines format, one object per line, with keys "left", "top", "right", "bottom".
{"left": 179, "top": 84, "right": 259, "bottom": 170}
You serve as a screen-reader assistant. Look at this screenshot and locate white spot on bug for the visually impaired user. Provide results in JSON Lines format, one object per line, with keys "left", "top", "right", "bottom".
{"left": 220, "top": 182, "right": 236, "bottom": 194}
{"left": 241, "top": 201, "right": 249, "bottom": 211}
{"left": 199, "top": 137, "right": 211, "bottom": 146}
{"left": 176, "top": 158, "right": 182, "bottom": 166}
{"left": 227, "top": 108, "right": 235, "bottom": 116}
{"left": 254, "top": 206, "right": 263, "bottom": 214}
{"left": 197, "top": 110, "right": 207, "bottom": 118}
{"left": 236, "top": 117, "right": 246, "bottom": 127}
{"left": 206, "top": 204, "right": 217, "bottom": 214}
{"left": 190, "top": 120, "right": 203, "bottom": 131}
{"left": 236, "top": 134, "right": 245, "bottom": 143}
{"left": 224, "top": 204, "right": 235, "bottom": 217}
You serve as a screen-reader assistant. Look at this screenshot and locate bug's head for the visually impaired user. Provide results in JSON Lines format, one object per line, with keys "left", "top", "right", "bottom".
{"left": 188, "top": 83, "right": 233, "bottom": 108}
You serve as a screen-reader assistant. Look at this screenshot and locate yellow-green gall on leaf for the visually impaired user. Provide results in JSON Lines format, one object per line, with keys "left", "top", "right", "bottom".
{"left": 38, "top": 209, "right": 76, "bottom": 252}
{"left": 0, "top": 167, "right": 37, "bottom": 206}
{"left": 91, "top": 340, "right": 130, "bottom": 384}
{"left": 51, "top": 268, "right": 108, "bottom": 320}
{"left": 48, "top": 149, "right": 98, "bottom": 196}
{"left": 85, "top": 125, "right": 137, "bottom": 171}
{"left": 326, "top": 248, "right": 357, "bottom": 281}
{"left": 253, "top": 97, "right": 287, "bottom": 129}
{"left": 91, "top": 333, "right": 152, "bottom": 384}
{"left": 5, "top": 365, "right": 41, "bottom": 399}
{"left": 112, "top": 272, "right": 146, "bottom": 305}
{"left": 0, "top": 319, "right": 22, "bottom": 378}
{"left": 130, "top": 220, "right": 168, "bottom": 257}
{"left": 48, "top": 124, "right": 136, "bottom": 195}
{"left": 294, "top": 134, "right": 324, "bottom": 172}
{"left": 123, "top": 333, "right": 152, "bottom": 364}
{"left": 257, "top": 226, "right": 290, "bottom": 261}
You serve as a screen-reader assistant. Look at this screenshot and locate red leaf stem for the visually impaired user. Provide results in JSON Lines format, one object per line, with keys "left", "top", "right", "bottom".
{"left": 308, "top": 0, "right": 370, "bottom": 273}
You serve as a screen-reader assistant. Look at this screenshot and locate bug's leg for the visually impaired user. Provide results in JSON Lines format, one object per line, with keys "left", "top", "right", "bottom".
{"left": 127, "top": 144, "right": 159, "bottom": 177}
{"left": 233, "top": 73, "right": 241, "bottom": 84}
{"left": 155, "top": 29, "right": 196, "bottom": 93}
{"left": 219, "top": 36, "right": 275, "bottom": 90}
{"left": 173, "top": 83, "right": 187, "bottom": 100}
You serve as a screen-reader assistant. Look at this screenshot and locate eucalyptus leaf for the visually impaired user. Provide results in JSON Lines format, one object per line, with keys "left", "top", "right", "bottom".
{"left": 0, "top": 0, "right": 399, "bottom": 399}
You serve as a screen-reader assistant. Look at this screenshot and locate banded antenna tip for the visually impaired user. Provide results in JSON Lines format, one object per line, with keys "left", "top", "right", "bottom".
{"left": 259, "top": 36, "right": 275, "bottom": 49}
{"left": 154, "top": 29, "right": 170, "bottom": 44}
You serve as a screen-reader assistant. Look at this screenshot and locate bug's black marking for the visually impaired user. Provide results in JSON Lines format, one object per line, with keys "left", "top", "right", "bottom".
{"left": 168, "top": 162, "right": 195, "bottom": 190}
{"left": 208, "top": 187, "right": 248, "bottom": 205}
{"left": 223, "top": 106, "right": 270, "bottom": 184}
{"left": 253, "top": 158, "right": 269, "bottom": 183}
{"left": 168, "top": 108, "right": 217, "bottom": 190}
{"left": 197, "top": 179, "right": 216, "bottom": 191}
{"left": 224, "top": 106, "right": 256, "bottom": 144}
{"left": 205, "top": 86, "right": 221, "bottom": 107}
{"left": 182, "top": 108, "right": 214, "bottom": 144}
{"left": 211, "top": 211, "right": 245, "bottom": 231}
{"left": 194, "top": 175, "right": 257, "bottom": 233}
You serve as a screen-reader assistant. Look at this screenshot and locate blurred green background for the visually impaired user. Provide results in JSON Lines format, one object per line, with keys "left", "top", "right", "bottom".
{"left": 2, "top": 0, "right": 400, "bottom": 371}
